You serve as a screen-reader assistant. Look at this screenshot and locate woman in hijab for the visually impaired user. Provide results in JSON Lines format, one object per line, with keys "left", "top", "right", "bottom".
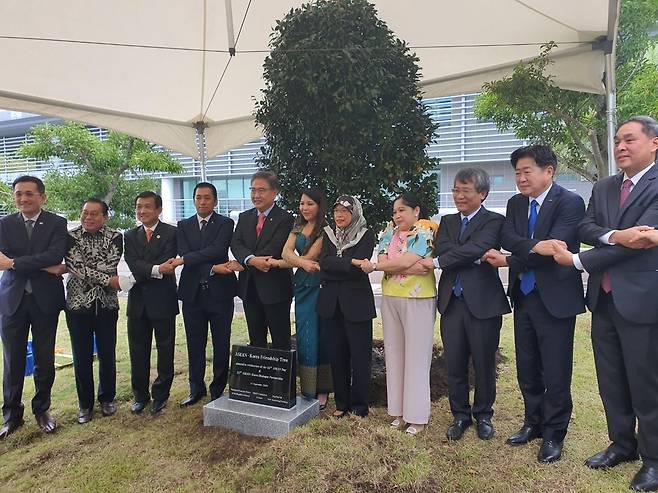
{"left": 316, "top": 195, "right": 376, "bottom": 418}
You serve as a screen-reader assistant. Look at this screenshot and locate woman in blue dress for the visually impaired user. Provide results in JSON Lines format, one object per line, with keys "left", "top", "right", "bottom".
{"left": 270, "top": 188, "right": 332, "bottom": 408}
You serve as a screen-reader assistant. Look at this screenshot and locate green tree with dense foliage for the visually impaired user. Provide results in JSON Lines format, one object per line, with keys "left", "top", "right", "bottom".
{"left": 255, "top": 0, "right": 438, "bottom": 229}
{"left": 19, "top": 122, "right": 182, "bottom": 228}
{"left": 0, "top": 179, "right": 15, "bottom": 214}
{"left": 475, "top": 0, "right": 658, "bottom": 182}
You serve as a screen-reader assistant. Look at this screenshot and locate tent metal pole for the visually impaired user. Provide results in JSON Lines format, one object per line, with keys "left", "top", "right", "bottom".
{"left": 195, "top": 122, "right": 208, "bottom": 181}
{"left": 605, "top": 52, "right": 617, "bottom": 177}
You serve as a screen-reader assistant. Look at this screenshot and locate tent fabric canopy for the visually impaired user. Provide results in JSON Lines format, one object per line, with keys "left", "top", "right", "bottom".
{"left": 0, "top": 0, "right": 618, "bottom": 159}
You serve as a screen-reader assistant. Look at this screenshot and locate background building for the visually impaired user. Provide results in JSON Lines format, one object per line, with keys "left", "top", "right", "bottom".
{"left": 0, "top": 94, "right": 593, "bottom": 221}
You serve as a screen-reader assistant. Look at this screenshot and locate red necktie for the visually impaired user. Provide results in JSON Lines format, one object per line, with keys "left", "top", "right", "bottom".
{"left": 256, "top": 213, "right": 266, "bottom": 237}
{"left": 601, "top": 179, "right": 633, "bottom": 293}
{"left": 145, "top": 228, "right": 153, "bottom": 242}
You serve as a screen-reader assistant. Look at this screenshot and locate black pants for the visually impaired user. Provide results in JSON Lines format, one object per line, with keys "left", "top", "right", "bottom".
{"left": 513, "top": 290, "right": 575, "bottom": 442}
{"left": 66, "top": 308, "right": 118, "bottom": 410}
{"left": 1, "top": 294, "right": 58, "bottom": 423}
{"left": 592, "top": 292, "right": 658, "bottom": 465}
{"left": 127, "top": 312, "right": 176, "bottom": 403}
{"left": 243, "top": 279, "right": 291, "bottom": 350}
{"left": 325, "top": 305, "right": 373, "bottom": 417}
{"left": 440, "top": 296, "right": 502, "bottom": 422}
{"left": 182, "top": 293, "right": 233, "bottom": 399}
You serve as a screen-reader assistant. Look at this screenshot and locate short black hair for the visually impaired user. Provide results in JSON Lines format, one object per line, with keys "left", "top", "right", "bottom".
{"left": 134, "top": 191, "right": 162, "bottom": 209}
{"left": 12, "top": 175, "right": 45, "bottom": 194}
{"left": 454, "top": 168, "right": 491, "bottom": 199}
{"left": 510, "top": 144, "right": 558, "bottom": 172}
{"left": 251, "top": 170, "right": 279, "bottom": 191}
{"left": 193, "top": 182, "right": 218, "bottom": 200}
{"left": 83, "top": 198, "right": 109, "bottom": 216}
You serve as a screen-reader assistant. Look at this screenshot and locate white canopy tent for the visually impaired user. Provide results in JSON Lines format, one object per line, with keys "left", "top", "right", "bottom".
{"left": 0, "top": 0, "right": 620, "bottom": 178}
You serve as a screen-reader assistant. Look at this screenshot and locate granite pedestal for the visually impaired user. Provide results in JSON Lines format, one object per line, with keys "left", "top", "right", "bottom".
{"left": 203, "top": 395, "right": 319, "bottom": 438}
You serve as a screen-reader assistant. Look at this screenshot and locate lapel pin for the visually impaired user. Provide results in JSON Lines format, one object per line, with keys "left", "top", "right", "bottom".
{"left": 156, "top": 235, "right": 161, "bottom": 239}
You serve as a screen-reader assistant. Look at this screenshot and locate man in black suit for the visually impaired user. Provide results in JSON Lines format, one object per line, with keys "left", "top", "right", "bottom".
{"left": 230, "top": 170, "right": 294, "bottom": 350}
{"left": 554, "top": 116, "right": 658, "bottom": 492}
{"left": 484, "top": 145, "right": 585, "bottom": 464}
{"left": 423, "top": 168, "right": 510, "bottom": 441}
{"left": 0, "top": 175, "right": 67, "bottom": 438}
{"left": 124, "top": 191, "right": 179, "bottom": 415}
{"left": 173, "top": 182, "right": 237, "bottom": 407}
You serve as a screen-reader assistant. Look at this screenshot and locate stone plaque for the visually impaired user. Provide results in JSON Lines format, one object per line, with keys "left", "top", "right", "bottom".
{"left": 229, "top": 345, "right": 296, "bottom": 409}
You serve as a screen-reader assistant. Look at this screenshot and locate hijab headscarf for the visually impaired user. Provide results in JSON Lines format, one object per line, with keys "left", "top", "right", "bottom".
{"left": 324, "top": 195, "right": 368, "bottom": 257}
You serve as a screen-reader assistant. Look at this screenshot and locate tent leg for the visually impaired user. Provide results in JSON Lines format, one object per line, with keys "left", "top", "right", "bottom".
{"left": 195, "top": 122, "right": 208, "bottom": 182}
{"left": 605, "top": 52, "right": 617, "bottom": 177}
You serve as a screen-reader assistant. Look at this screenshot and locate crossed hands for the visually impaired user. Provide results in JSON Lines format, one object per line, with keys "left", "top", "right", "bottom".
{"left": 610, "top": 225, "right": 658, "bottom": 249}
{"left": 212, "top": 260, "right": 244, "bottom": 275}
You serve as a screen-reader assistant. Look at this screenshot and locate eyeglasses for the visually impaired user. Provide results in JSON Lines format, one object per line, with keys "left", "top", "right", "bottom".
{"left": 451, "top": 188, "right": 477, "bottom": 196}
{"left": 13, "top": 191, "right": 41, "bottom": 199}
{"left": 250, "top": 187, "right": 272, "bottom": 195}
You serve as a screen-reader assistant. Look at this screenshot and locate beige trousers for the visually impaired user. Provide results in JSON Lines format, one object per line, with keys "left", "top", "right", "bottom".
{"left": 381, "top": 295, "right": 436, "bottom": 425}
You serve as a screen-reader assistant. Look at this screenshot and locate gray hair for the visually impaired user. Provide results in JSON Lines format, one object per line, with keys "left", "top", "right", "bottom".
{"left": 617, "top": 115, "right": 658, "bottom": 138}
{"left": 454, "top": 167, "right": 491, "bottom": 199}
{"left": 251, "top": 169, "right": 279, "bottom": 190}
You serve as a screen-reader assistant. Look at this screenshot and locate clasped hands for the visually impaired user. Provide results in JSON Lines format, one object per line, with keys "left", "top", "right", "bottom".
{"left": 355, "top": 258, "right": 434, "bottom": 275}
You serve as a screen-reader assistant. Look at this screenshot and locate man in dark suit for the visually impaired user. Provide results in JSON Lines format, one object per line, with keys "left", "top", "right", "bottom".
{"left": 173, "top": 182, "right": 237, "bottom": 407}
{"left": 0, "top": 175, "right": 67, "bottom": 438}
{"left": 424, "top": 168, "right": 510, "bottom": 441}
{"left": 554, "top": 116, "right": 658, "bottom": 492}
{"left": 483, "top": 145, "right": 585, "bottom": 464}
{"left": 124, "top": 191, "right": 179, "bottom": 415}
{"left": 230, "top": 170, "right": 294, "bottom": 350}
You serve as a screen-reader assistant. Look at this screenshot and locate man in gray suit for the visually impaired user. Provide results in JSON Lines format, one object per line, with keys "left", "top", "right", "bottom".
{"left": 554, "top": 116, "right": 658, "bottom": 492}
{"left": 0, "top": 176, "right": 67, "bottom": 438}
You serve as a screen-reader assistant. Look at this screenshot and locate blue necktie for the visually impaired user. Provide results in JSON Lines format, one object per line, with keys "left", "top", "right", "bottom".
{"left": 452, "top": 216, "right": 469, "bottom": 297}
{"left": 520, "top": 199, "right": 538, "bottom": 295}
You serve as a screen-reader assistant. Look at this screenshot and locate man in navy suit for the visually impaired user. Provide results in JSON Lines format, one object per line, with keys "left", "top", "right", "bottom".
{"left": 0, "top": 176, "right": 67, "bottom": 438}
{"left": 427, "top": 168, "right": 511, "bottom": 441}
{"left": 554, "top": 116, "right": 658, "bottom": 492}
{"left": 230, "top": 170, "right": 294, "bottom": 350}
{"left": 484, "top": 145, "right": 585, "bottom": 463}
{"left": 173, "top": 182, "right": 237, "bottom": 407}
{"left": 124, "top": 191, "right": 179, "bottom": 415}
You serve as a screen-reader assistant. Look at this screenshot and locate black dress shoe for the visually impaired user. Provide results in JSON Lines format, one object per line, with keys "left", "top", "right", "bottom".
{"left": 100, "top": 401, "right": 117, "bottom": 417}
{"left": 0, "top": 419, "right": 24, "bottom": 439}
{"left": 150, "top": 400, "right": 167, "bottom": 415}
{"left": 538, "top": 440, "right": 563, "bottom": 463}
{"left": 631, "top": 464, "right": 658, "bottom": 492}
{"left": 131, "top": 401, "right": 149, "bottom": 414}
{"left": 35, "top": 412, "right": 57, "bottom": 433}
{"left": 180, "top": 393, "right": 206, "bottom": 407}
{"left": 476, "top": 419, "right": 495, "bottom": 440}
{"left": 585, "top": 446, "right": 639, "bottom": 470}
{"left": 506, "top": 424, "right": 542, "bottom": 446}
{"left": 446, "top": 419, "right": 472, "bottom": 441}
{"left": 77, "top": 408, "right": 92, "bottom": 424}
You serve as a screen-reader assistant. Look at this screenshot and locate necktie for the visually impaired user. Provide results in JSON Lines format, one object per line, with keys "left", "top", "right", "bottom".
{"left": 452, "top": 217, "right": 469, "bottom": 297}
{"left": 256, "top": 213, "right": 266, "bottom": 237}
{"left": 601, "top": 179, "right": 634, "bottom": 293}
{"left": 145, "top": 227, "right": 153, "bottom": 242}
{"left": 25, "top": 220, "right": 34, "bottom": 293}
{"left": 520, "top": 199, "right": 539, "bottom": 295}
{"left": 200, "top": 219, "right": 208, "bottom": 234}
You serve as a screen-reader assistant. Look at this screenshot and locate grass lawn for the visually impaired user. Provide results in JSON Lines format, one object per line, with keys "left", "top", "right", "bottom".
{"left": 0, "top": 305, "right": 636, "bottom": 492}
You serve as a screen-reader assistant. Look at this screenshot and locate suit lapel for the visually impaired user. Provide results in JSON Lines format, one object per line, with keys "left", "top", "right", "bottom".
{"left": 448, "top": 214, "right": 461, "bottom": 243}
{"left": 461, "top": 207, "right": 485, "bottom": 242}
{"left": 515, "top": 195, "right": 529, "bottom": 238}
{"left": 255, "top": 206, "right": 278, "bottom": 249}
{"left": 533, "top": 184, "right": 559, "bottom": 239}
{"left": 13, "top": 212, "right": 32, "bottom": 252}
{"left": 244, "top": 208, "right": 258, "bottom": 249}
{"left": 617, "top": 166, "right": 658, "bottom": 225}
{"left": 606, "top": 173, "right": 623, "bottom": 226}
{"left": 136, "top": 225, "right": 148, "bottom": 250}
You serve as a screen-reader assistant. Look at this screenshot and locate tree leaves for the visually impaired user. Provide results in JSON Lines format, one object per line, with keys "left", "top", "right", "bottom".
{"left": 19, "top": 122, "right": 183, "bottom": 228}
{"left": 255, "top": 0, "right": 438, "bottom": 230}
